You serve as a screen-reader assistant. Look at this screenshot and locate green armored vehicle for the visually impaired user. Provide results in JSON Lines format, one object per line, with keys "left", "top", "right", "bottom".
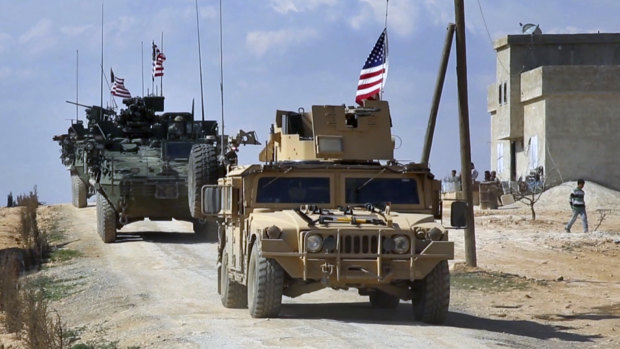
{"left": 202, "top": 100, "right": 456, "bottom": 323}
{"left": 92, "top": 95, "right": 245, "bottom": 243}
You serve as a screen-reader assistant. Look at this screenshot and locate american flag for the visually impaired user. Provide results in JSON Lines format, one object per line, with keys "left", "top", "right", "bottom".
{"left": 152, "top": 42, "right": 166, "bottom": 79}
{"left": 355, "top": 29, "right": 388, "bottom": 105}
{"left": 110, "top": 70, "right": 131, "bottom": 98}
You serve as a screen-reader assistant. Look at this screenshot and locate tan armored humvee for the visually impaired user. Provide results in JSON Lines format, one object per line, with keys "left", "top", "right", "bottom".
{"left": 202, "top": 100, "right": 455, "bottom": 323}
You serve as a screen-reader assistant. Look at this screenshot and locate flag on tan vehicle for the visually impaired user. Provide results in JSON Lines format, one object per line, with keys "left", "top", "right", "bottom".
{"left": 355, "top": 29, "right": 388, "bottom": 105}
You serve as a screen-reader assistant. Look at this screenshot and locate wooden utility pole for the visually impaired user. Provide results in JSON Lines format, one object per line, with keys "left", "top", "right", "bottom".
{"left": 421, "top": 23, "right": 456, "bottom": 165}
{"left": 454, "top": 0, "right": 477, "bottom": 266}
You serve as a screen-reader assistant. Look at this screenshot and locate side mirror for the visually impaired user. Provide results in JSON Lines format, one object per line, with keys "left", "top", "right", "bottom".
{"left": 450, "top": 201, "right": 467, "bottom": 228}
{"left": 201, "top": 185, "right": 221, "bottom": 215}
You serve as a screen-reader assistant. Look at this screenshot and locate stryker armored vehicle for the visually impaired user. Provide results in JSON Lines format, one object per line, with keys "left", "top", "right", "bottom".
{"left": 55, "top": 95, "right": 257, "bottom": 243}
{"left": 200, "top": 100, "right": 460, "bottom": 323}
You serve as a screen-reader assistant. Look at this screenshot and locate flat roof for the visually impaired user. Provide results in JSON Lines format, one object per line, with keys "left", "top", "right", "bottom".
{"left": 494, "top": 33, "right": 620, "bottom": 50}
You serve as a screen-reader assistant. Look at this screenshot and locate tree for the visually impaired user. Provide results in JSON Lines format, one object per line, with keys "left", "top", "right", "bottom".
{"left": 510, "top": 166, "right": 545, "bottom": 221}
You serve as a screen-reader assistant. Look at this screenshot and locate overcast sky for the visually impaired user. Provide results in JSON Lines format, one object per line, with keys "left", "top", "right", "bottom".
{"left": 1, "top": 0, "right": 617, "bottom": 204}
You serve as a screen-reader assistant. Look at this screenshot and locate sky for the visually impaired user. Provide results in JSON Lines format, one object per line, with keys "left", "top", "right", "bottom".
{"left": 0, "top": 0, "right": 618, "bottom": 205}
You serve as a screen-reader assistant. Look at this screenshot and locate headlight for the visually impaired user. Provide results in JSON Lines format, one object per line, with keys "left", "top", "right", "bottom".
{"left": 392, "top": 235, "right": 410, "bottom": 254}
{"left": 266, "top": 225, "right": 282, "bottom": 239}
{"left": 323, "top": 236, "right": 336, "bottom": 252}
{"left": 427, "top": 227, "right": 443, "bottom": 241}
{"left": 306, "top": 234, "right": 323, "bottom": 253}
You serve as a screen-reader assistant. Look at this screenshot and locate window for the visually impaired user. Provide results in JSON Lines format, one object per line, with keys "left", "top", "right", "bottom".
{"left": 345, "top": 178, "right": 420, "bottom": 204}
{"left": 503, "top": 82, "right": 508, "bottom": 103}
{"left": 498, "top": 84, "right": 502, "bottom": 105}
{"left": 256, "top": 177, "right": 330, "bottom": 203}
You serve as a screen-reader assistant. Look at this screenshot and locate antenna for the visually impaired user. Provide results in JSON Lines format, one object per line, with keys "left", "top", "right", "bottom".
{"left": 520, "top": 23, "right": 542, "bottom": 35}
{"left": 99, "top": 2, "right": 104, "bottom": 120}
{"left": 141, "top": 41, "right": 144, "bottom": 96}
{"left": 219, "top": 0, "right": 225, "bottom": 160}
{"left": 76, "top": 49, "right": 79, "bottom": 122}
{"left": 195, "top": 0, "right": 205, "bottom": 122}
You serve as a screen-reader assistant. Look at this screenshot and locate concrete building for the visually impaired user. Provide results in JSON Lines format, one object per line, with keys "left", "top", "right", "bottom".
{"left": 487, "top": 33, "right": 620, "bottom": 191}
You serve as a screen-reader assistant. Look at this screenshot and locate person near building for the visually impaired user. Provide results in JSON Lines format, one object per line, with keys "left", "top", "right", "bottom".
{"left": 565, "top": 179, "right": 588, "bottom": 233}
{"left": 471, "top": 162, "right": 479, "bottom": 182}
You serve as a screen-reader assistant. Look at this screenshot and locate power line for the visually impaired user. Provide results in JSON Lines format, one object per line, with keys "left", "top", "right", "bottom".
{"left": 476, "top": 0, "right": 509, "bottom": 75}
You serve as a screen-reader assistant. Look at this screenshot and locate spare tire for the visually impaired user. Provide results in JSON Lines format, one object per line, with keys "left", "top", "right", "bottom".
{"left": 188, "top": 144, "right": 220, "bottom": 218}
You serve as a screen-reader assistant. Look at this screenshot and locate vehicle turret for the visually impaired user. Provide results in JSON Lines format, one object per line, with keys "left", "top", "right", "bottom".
{"left": 259, "top": 99, "right": 394, "bottom": 162}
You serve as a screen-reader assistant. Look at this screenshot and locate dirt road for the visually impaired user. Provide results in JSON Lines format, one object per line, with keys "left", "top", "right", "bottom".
{"left": 16, "top": 199, "right": 613, "bottom": 349}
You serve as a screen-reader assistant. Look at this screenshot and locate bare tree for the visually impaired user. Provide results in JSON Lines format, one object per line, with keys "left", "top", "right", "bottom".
{"left": 510, "top": 167, "right": 546, "bottom": 221}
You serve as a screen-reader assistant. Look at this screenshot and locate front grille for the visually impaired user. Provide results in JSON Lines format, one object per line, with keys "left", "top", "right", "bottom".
{"left": 341, "top": 235, "right": 378, "bottom": 254}
{"left": 305, "top": 230, "right": 402, "bottom": 255}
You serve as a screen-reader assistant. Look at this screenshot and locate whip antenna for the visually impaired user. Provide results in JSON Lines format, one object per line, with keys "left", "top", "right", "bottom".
{"left": 76, "top": 49, "right": 79, "bottom": 122}
{"left": 219, "top": 0, "right": 225, "bottom": 160}
{"left": 99, "top": 2, "right": 104, "bottom": 118}
{"left": 195, "top": 0, "right": 205, "bottom": 122}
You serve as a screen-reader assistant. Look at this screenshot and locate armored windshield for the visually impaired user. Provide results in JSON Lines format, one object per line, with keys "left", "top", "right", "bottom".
{"left": 164, "top": 142, "right": 193, "bottom": 160}
{"left": 256, "top": 177, "right": 330, "bottom": 204}
{"left": 345, "top": 178, "right": 420, "bottom": 204}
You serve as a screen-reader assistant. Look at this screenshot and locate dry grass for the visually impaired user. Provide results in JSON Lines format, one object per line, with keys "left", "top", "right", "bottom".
{"left": 0, "top": 188, "right": 67, "bottom": 348}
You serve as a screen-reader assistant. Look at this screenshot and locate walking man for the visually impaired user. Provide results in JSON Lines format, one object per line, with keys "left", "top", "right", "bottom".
{"left": 565, "top": 179, "right": 588, "bottom": 233}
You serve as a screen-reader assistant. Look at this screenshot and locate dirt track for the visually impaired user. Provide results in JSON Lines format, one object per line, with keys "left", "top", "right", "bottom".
{"left": 2, "top": 194, "right": 619, "bottom": 348}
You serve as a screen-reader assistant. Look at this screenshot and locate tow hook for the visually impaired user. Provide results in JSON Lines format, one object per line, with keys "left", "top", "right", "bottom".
{"left": 320, "top": 263, "right": 334, "bottom": 285}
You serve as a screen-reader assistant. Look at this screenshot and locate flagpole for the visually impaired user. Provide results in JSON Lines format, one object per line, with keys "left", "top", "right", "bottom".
{"left": 151, "top": 41, "right": 154, "bottom": 96}
{"left": 384, "top": 0, "right": 389, "bottom": 29}
{"left": 160, "top": 32, "right": 164, "bottom": 96}
{"left": 381, "top": 0, "right": 389, "bottom": 100}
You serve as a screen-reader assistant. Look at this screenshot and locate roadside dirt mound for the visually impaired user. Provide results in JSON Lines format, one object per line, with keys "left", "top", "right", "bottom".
{"left": 536, "top": 181, "right": 620, "bottom": 211}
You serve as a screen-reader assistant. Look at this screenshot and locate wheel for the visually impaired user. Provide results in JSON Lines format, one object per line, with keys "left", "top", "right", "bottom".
{"left": 188, "top": 144, "right": 220, "bottom": 218}
{"left": 96, "top": 193, "right": 117, "bottom": 243}
{"left": 71, "top": 174, "right": 87, "bottom": 208}
{"left": 193, "top": 220, "right": 218, "bottom": 242}
{"left": 412, "top": 260, "right": 450, "bottom": 324}
{"left": 219, "top": 253, "right": 248, "bottom": 308}
{"left": 369, "top": 290, "right": 400, "bottom": 309}
{"left": 247, "top": 242, "right": 284, "bottom": 318}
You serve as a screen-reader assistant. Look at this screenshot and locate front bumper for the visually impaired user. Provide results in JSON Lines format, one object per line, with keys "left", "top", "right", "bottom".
{"left": 260, "top": 229, "right": 453, "bottom": 285}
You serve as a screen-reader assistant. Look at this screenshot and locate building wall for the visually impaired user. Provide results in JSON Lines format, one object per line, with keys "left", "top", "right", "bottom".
{"left": 489, "top": 34, "right": 620, "bottom": 190}
{"left": 520, "top": 65, "right": 620, "bottom": 191}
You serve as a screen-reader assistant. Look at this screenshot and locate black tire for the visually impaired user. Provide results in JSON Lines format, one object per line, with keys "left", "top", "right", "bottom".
{"left": 247, "top": 243, "right": 284, "bottom": 318}
{"left": 219, "top": 253, "right": 248, "bottom": 308}
{"left": 412, "top": 260, "right": 450, "bottom": 324}
{"left": 188, "top": 144, "right": 220, "bottom": 218}
{"left": 71, "top": 175, "right": 87, "bottom": 208}
{"left": 369, "top": 290, "right": 400, "bottom": 309}
{"left": 193, "top": 220, "right": 218, "bottom": 242}
{"left": 96, "top": 193, "right": 117, "bottom": 243}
